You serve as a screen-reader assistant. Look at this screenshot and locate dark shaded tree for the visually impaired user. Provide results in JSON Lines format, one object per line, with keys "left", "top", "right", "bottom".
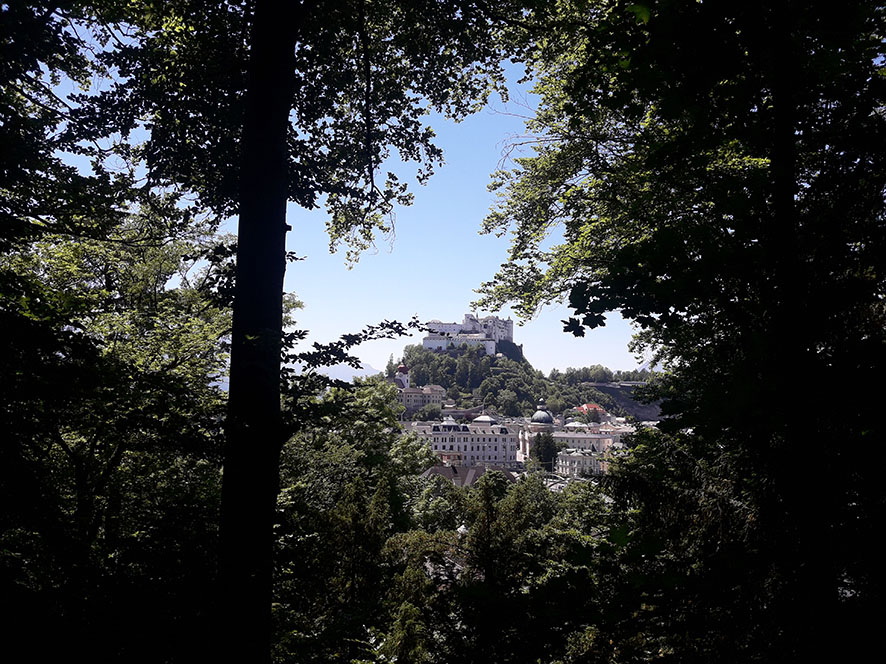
{"left": 1, "top": 209, "right": 231, "bottom": 661}
{"left": 272, "top": 376, "right": 435, "bottom": 662}
{"left": 479, "top": 1, "right": 886, "bottom": 660}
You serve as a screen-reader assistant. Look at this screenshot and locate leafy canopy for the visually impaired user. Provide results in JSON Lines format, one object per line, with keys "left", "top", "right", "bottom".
{"left": 80, "top": 0, "right": 509, "bottom": 261}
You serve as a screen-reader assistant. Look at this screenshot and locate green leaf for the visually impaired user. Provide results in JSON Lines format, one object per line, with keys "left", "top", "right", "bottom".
{"left": 627, "top": 4, "right": 651, "bottom": 24}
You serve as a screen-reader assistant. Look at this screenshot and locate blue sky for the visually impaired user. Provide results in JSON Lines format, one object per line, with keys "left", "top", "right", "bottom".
{"left": 284, "top": 72, "right": 641, "bottom": 375}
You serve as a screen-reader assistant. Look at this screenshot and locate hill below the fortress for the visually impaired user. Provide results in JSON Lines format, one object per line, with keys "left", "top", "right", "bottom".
{"left": 388, "top": 344, "right": 658, "bottom": 421}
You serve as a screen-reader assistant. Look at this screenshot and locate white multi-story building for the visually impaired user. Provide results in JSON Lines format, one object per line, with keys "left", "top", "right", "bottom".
{"left": 516, "top": 411, "right": 633, "bottom": 469}
{"left": 597, "top": 423, "right": 635, "bottom": 445}
{"left": 552, "top": 431, "right": 615, "bottom": 453}
{"left": 422, "top": 333, "right": 496, "bottom": 355}
{"left": 554, "top": 421, "right": 631, "bottom": 478}
{"left": 424, "top": 319, "right": 464, "bottom": 336}
{"left": 477, "top": 315, "right": 514, "bottom": 343}
{"left": 399, "top": 385, "right": 446, "bottom": 411}
{"left": 555, "top": 449, "right": 606, "bottom": 478}
{"left": 422, "top": 314, "right": 514, "bottom": 356}
{"left": 406, "top": 414, "right": 520, "bottom": 468}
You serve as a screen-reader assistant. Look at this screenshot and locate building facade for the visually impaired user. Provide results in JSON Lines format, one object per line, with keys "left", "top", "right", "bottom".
{"left": 552, "top": 431, "right": 615, "bottom": 453}
{"left": 555, "top": 449, "right": 606, "bottom": 477}
{"left": 399, "top": 384, "right": 446, "bottom": 411}
{"left": 406, "top": 414, "right": 520, "bottom": 468}
{"left": 422, "top": 333, "right": 496, "bottom": 355}
{"left": 422, "top": 313, "right": 514, "bottom": 356}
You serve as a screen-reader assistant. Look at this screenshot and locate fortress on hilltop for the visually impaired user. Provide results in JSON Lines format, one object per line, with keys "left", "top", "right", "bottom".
{"left": 422, "top": 313, "right": 514, "bottom": 356}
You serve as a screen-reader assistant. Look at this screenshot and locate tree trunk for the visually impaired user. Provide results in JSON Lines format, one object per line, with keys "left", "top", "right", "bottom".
{"left": 219, "top": 0, "right": 295, "bottom": 659}
{"left": 768, "top": 5, "right": 836, "bottom": 659}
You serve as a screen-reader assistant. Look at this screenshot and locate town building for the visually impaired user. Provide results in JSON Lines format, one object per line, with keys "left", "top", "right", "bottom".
{"left": 555, "top": 448, "right": 607, "bottom": 477}
{"left": 406, "top": 414, "right": 520, "bottom": 468}
{"left": 553, "top": 422, "right": 632, "bottom": 478}
{"left": 597, "top": 422, "right": 635, "bottom": 445}
{"left": 517, "top": 400, "right": 557, "bottom": 460}
{"left": 552, "top": 429, "right": 615, "bottom": 453}
{"left": 389, "top": 363, "right": 446, "bottom": 412}
{"left": 399, "top": 384, "right": 447, "bottom": 411}
{"left": 575, "top": 402, "right": 608, "bottom": 420}
{"left": 512, "top": 401, "right": 636, "bottom": 476}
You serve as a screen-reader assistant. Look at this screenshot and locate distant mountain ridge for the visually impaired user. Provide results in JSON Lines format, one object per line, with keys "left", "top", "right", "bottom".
{"left": 213, "top": 361, "right": 380, "bottom": 392}
{"left": 317, "top": 362, "right": 381, "bottom": 382}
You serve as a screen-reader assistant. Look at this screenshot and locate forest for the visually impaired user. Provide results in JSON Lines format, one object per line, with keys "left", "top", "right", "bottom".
{"left": 3, "top": 1, "right": 885, "bottom": 663}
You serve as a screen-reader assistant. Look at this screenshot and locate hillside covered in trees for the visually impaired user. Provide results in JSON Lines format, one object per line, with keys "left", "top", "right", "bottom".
{"left": 387, "top": 344, "right": 653, "bottom": 419}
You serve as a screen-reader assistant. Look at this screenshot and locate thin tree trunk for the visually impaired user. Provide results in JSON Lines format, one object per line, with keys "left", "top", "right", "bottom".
{"left": 219, "top": 0, "right": 295, "bottom": 659}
